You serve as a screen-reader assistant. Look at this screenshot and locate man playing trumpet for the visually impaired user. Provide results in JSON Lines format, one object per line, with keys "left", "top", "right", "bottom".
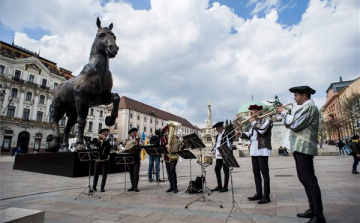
{"left": 236, "top": 104, "right": 273, "bottom": 204}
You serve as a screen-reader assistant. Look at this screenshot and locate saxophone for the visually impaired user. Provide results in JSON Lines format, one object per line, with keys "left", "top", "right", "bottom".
{"left": 167, "top": 121, "right": 182, "bottom": 161}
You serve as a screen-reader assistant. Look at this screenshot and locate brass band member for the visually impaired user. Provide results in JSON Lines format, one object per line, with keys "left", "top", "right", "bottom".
{"left": 160, "top": 125, "right": 182, "bottom": 193}
{"left": 92, "top": 128, "right": 113, "bottom": 192}
{"left": 277, "top": 86, "right": 326, "bottom": 223}
{"left": 236, "top": 105, "right": 273, "bottom": 204}
{"left": 212, "top": 121, "right": 231, "bottom": 193}
{"left": 125, "top": 127, "right": 143, "bottom": 192}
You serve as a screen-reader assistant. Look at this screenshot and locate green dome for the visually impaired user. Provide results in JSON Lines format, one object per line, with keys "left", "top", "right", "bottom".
{"left": 237, "top": 101, "right": 267, "bottom": 114}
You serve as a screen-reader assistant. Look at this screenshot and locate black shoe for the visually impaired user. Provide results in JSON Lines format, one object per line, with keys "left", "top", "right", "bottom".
{"left": 219, "top": 188, "right": 228, "bottom": 193}
{"left": 156, "top": 179, "right": 164, "bottom": 183}
{"left": 247, "top": 194, "right": 262, "bottom": 201}
{"left": 257, "top": 197, "right": 271, "bottom": 204}
{"left": 174, "top": 188, "right": 178, "bottom": 193}
{"left": 92, "top": 187, "right": 97, "bottom": 192}
{"left": 166, "top": 187, "right": 174, "bottom": 192}
{"left": 212, "top": 186, "right": 222, "bottom": 192}
{"left": 297, "top": 209, "right": 314, "bottom": 218}
{"left": 100, "top": 188, "right": 105, "bottom": 192}
{"left": 127, "top": 187, "right": 135, "bottom": 192}
{"left": 134, "top": 187, "right": 139, "bottom": 192}
{"left": 149, "top": 179, "right": 154, "bottom": 182}
{"left": 352, "top": 171, "right": 359, "bottom": 174}
{"left": 305, "top": 215, "right": 326, "bottom": 223}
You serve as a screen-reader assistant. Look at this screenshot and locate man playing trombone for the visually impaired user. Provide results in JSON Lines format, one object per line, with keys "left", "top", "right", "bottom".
{"left": 277, "top": 86, "right": 326, "bottom": 223}
{"left": 236, "top": 104, "right": 273, "bottom": 204}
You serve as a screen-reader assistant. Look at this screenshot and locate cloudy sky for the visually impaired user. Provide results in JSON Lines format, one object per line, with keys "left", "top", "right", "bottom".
{"left": 1, "top": 0, "right": 359, "bottom": 127}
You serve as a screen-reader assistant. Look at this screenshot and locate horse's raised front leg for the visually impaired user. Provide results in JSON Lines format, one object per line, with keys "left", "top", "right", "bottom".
{"left": 49, "top": 99, "right": 66, "bottom": 152}
{"left": 62, "top": 113, "right": 78, "bottom": 152}
{"left": 74, "top": 90, "right": 89, "bottom": 150}
{"left": 105, "top": 93, "right": 120, "bottom": 126}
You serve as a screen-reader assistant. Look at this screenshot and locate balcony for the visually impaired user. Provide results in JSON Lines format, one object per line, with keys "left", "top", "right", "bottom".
{"left": 27, "top": 81, "right": 38, "bottom": 88}
{"left": 40, "top": 85, "right": 50, "bottom": 90}
{"left": 12, "top": 76, "right": 25, "bottom": 83}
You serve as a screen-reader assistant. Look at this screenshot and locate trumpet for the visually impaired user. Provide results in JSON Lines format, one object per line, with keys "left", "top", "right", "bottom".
{"left": 257, "top": 102, "right": 294, "bottom": 119}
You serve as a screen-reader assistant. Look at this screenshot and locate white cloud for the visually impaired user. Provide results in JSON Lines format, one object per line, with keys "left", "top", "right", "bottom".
{"left": 1, "top": 0, "right": 359, "bottom": 127}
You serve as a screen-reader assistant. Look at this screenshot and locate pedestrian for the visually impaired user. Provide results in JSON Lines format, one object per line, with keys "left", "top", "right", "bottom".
{"left": 338, "top": 140, "right": 345, "bottom": 155}
{"left": 148, "top": 130, "right": 161, "bottom": 182}
{"left": 278, "top": 85, "right": 326, "bottom": 223}
{"left": 349, "top": 135, "right": 360, "bottom": 174}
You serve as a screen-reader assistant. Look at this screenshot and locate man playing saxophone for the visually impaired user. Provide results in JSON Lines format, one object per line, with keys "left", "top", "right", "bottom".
{"left": 160, "top": 124, "right": 183, "bottom": 193}
{"left": 236, "top": 104, "right": 273, "bottom": 204}
{"left": 124, "top": 127, "right": 143, "bottom": 192}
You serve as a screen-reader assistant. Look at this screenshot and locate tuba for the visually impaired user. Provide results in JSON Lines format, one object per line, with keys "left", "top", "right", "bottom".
{"left": 167, "top": 121, "right": 182, "bottom": 161}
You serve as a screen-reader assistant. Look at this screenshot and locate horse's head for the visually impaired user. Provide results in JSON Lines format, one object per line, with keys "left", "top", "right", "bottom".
{"left": 95, "top": 17, "right": 119, "bottom": 58}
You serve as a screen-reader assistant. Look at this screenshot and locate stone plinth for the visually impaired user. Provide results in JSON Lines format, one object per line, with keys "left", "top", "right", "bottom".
{"left": 0, "top": 207, "right": 44, "bottom": 223}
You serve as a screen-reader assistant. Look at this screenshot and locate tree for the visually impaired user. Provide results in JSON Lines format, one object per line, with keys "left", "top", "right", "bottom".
{"left": 339, "top": 93, "right": 360, "bottom": 136}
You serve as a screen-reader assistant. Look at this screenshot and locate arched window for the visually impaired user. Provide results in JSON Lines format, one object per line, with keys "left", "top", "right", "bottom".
{"left": 26, "top": 92, "right": 32, "bottom": 101}
{"left": 39, "top": 95, "right": 45, "bottom": 104}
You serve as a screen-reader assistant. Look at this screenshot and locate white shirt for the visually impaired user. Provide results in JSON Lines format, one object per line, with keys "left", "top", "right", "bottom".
{"left": 243, "top": 120, "right": 271, "bottom": 157}
{"left": 215, "top": 129, "right": 231, "bottom": 159}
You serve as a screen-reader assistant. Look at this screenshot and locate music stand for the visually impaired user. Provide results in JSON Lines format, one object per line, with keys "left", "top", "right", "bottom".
{"left": 177, "top": 150, "right": 199, "bottom": 194}
{"left": 218, "top": 145, "right": 251, "bottom": 222}
{"left": 183, "top": 134, "right": 223, "bottom": 209}
{"left": 75, "top": 149, "right": 100, "bottom": 200}
{"left": 143, "top": 145, "right": 167, "bottom": 193}
{"left": 111, "top": 153, "right": 135, "bottom": 198}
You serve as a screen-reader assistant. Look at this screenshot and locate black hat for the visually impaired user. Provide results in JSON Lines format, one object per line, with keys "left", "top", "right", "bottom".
{"left": 128, "top": 127, "right": 138, "bottom": 135}
{"left": 98, "top": 128, "right": 110, "bottom": 134}
{"left": 352, "top": 135, "right": 359, "bottom": 140}
{"left": 289, "top": 86, "right": 316, "bottom": 95}
{"left": 212, "top": 122, "right": 224, "bottom": 128}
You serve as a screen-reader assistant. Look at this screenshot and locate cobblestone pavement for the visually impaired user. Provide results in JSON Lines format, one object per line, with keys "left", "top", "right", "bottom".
{"left": 0, "top": 149, "right": 359, "bottom": 223}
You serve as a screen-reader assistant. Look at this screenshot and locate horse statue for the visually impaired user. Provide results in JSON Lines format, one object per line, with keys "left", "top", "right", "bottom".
{"left": 49, "top": 17, "right": 120, "bottom": 152}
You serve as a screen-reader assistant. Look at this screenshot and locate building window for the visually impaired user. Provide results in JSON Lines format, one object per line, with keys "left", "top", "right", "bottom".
{"left": 114, "top": 122, "right": 118, "bottom": 129}
{"left": 29, "top": 74, "right": 34, "bottom": 83}
{"left": 137, "top": 125, "right": 139, "bottom": 129}
{"left": 144, "top": 117, "right": 146, "bottom": 122}
{"left": 88, "top": 121, "right": 93, "bottom": 131}
{"left": 130, "top": 113, "right": 133, "bottom": 118}
{"left": 150, "top": 119, "right": 152, "bottom": 124}
{"left": 60, "top": 116, "right": 66, "bottom": 126}
{"left": 7, "top": 106, "right": 15, "bottom": 117}
{"left": 53, "top": 82, "right": 58, "bottom": 89}
{"left": 90, "top": 108, "right": 94, "bottom": 116}
{"left": 144, "top": 127, "right": 146, "bottom": 132}
{"left": 14, "top": 70, "right": 21, "bottom": 79}
{"left": 34, "top": 139, "right": 41, "bottom": 151}
{"left": 2, "top": 136, "right": 12, "bottom": 151}
{"left": 137, "top": 115, "right": 140, "bottom": 120}
{"left": 23, "top": 109, "right": 30, "bottom": 120}
{"left": 39, "top": 95, "right": 45, "bottom": 104}
{"left": 0, "top": 65, "right": 5, "bottom": 74}
{"left": 130, "top": 124, "right": 133, "bottom": 129}
{"left": 150, "top": 128, "right": 153, "bottom": 133}
{"left": 26, "top": 92, "right": 32, "bottom": 101}
{"left": 42, "top": 79, "right": 47, "bottom": 87}
{"left": 98, "top": 123, "right": 102, "bottom": 131}
{"left": 36, "top": 111, "right": 43, "bottom": 122}
{"left": 100, "top": 110, "right": 103, "bottom": 117}
{"left": 11, "top": 88, "right": 18, "bottom": 98}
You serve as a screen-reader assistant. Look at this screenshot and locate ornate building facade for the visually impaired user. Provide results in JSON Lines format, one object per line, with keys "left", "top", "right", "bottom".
{"left": 0, "top": 41, "right": 107, "bottom": 154}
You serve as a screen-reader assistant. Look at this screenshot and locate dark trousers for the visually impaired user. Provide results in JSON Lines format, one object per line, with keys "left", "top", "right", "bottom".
{"left": 215, "top": 159, "right": 229, "bottom": 189}
{"left": 352, "top": 154, "right": 359, "bottom": 171}
{"left": 127, "top": 162, "right": 141, "bottom": 188}
{"left": 293, "top": 152, "right": 324, "bottom": 217}
{"left": 93, "top": 161, "right": 109, "bottom": 189}
{"left": 165, "top": 160, "right": 178, "bottom": 189}
{"left": 251, "top": 156, "right": 270, "bottom": 198}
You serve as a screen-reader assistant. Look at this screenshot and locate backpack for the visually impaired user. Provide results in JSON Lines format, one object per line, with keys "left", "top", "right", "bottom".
{"left": 344, "top": 145, "right": 352, "bottom": 155}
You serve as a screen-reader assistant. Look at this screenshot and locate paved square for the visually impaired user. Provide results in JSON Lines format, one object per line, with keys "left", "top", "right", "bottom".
{"left": 0, "top": 149, "right": 359, "bottom": 223}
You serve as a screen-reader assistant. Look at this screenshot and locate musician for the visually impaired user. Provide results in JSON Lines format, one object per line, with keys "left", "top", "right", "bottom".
{"left": 125, "top": 127, "right": 142, "bottom": 192}
{"left": 92, "top": 128, "right": 113, "bottom": 192}
{"left": 236, "top": 104, "right": 273, "bottom": 204}
{"left": 160, "top": 125, "right": 182, "bottom": 193}
{"left": 277, "top": 86, "right": 326, "bottom": 223}
{"left": 211, "top": 121, "right": 231, "bottom": 193}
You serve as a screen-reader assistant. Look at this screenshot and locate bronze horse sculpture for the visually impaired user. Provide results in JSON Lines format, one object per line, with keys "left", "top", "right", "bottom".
{"left": 49, "top": 17, "right": 120, "bottom": 152}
